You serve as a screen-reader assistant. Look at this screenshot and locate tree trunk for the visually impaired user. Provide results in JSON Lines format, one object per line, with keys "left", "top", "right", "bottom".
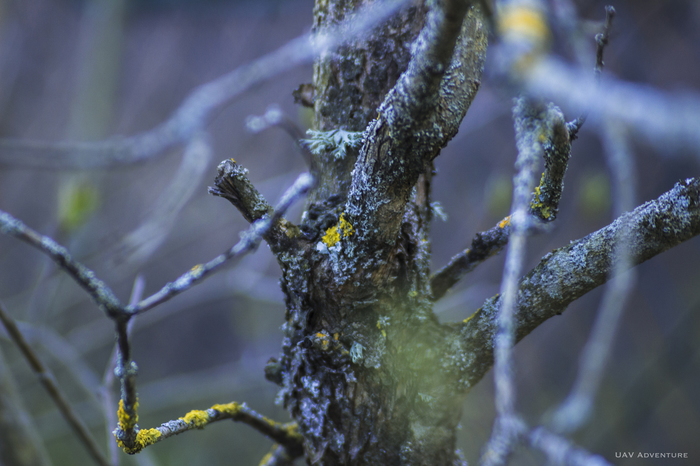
{"left": 273, "top": 2, "right": 487, "bottom": 464}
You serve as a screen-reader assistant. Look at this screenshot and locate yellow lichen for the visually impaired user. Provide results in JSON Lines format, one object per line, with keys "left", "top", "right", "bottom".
{"left": 338, "top": 214, "right": 354, "bottom": 236}
{"left": 321, "top": 226, "right": 340, "bottom": 247}
{"left": 210, "top": 402, "right": 242, "bottom": 416}
{"left": 530, "top": 175, "right": 552, "bottom": 220}
{"left": 117, "top": 398, "right": 139, "bottom": 431}
{"left": 498, "top": 5, "right": 550, "bottom": 46}
{"left": 116, "top": 428, "right": 162, "bottom": 454}
{"left": 321, "top": 213, "right": 354, "bottom": 247}
{"left": 498, "top": 216, "right": 511, "bottom": 229}
{"left": 180, "top": 409, "right": 210, "bottom": 429}
{"left": 282, "top": 422, "right": 302, "bottom": 441}
{"left": 463, "top": 311, "right": 478, "bottom": 324}
{"left": 333, "top": 333, "right": 339, "bottom": 341}
{"left": 259, "top": 451, "right": 274, "bottom": 466}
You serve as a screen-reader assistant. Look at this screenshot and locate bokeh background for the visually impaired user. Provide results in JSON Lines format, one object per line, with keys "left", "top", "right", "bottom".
{"left": 0, "top": 0, "right": 698, "bottom": 464}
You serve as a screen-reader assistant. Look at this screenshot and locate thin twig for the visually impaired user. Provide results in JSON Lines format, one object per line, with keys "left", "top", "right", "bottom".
{"left": 563, "top": 5, "right": 615, "bottom": 139}
{"left": 0, "top": 0, "right": 412, "bottom": 170}
{"left": 430, "top": 216, "right": 511, "bottom": 301}
{"left": 594, "top": 6, "right": 616, "bottom": 82}
{"left": 129, "top": 171, "right": 314, "bottom": 315}
{"left": 0, "top": 301, "right": 111, "bottom": 466}
{"left": 0, "top": 210, "right": 123, "bottom": 317}
{"left": 102, "top": 276, "right": 145, "bottom": 466}
{"left": 116, "top": 402, "right": 303, "bottom": 456}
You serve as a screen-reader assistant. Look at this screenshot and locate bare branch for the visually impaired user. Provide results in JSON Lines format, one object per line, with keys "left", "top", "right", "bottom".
{"left": 0, "top": 210, "right": 123, "bottom": 318}
{"left": 482, "top": 97, "right": 547, "bottom": 465}
{"left": 130, "top": 171, "right": 314, "bottom": 314}
{"left": 115, "top": 402, "right": 303, "bottom": 456}
{"left": 0, "top": 301, "right": 110, "bottom": 466}
{"left": 431, "top": 216, "right": 511, "bottom": 301}
{"left": 432, "top": 102, "right": 571, "bottom": 300}
{"left": 594, "top": 6, "right": 616, "bottom": 82}
{"left": 568, "top": 5, "right": 615, "bottom": 138}
{"left": 458, "top": 177, "right": 700, "bottom": 390}
{"left": 341, "top": 3, "right": 487, "bottom": 285}
{"left": 0, "top": 0, "right": 412, "bottom": 170}
{"left": 209, "top": 159, "right": 275, "bottom": 224}
{"left": 551, "top": 122, "right": 636, "bottom": 433}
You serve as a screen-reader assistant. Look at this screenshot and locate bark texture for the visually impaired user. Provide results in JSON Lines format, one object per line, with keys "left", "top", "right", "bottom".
{"left": 208, "top": 2, "right": 700, "bottom": 465}
{"left": 272, "top": 2, "right": 488, "bottom": 464}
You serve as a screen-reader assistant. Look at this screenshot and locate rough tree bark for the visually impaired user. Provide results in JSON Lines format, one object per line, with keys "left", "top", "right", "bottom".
{"left": 214, "top": 2, "right": 489, "bottom": 464}
{"left": 209, "top": 1, "right": 700, "bottom": 465}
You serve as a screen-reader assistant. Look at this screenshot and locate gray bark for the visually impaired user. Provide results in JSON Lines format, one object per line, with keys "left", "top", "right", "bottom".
{"left": 211, "top": 1, "right": 700, "bottom": 464}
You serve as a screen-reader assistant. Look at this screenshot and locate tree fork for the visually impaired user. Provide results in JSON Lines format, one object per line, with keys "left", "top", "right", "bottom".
{"left": 260, "top": 1, "right": 488, "bottom": 465}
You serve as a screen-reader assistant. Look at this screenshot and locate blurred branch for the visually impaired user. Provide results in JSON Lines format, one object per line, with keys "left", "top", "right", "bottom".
{"left": 528, "top": 426, "right": 611, "bottom": 466}
{"left": 432, "top": 102, "right": 571, "bottom": 300}
{"left": 108, "top": 132, "right": 212, "bottom": 269}
{"left": 246, "top": 105, "right": 314, "bottom": 168}
{"left": 0, "top": 301, "right": 110, "bottom": 466}
{"left": 550, "top": 122, "right": 636, "bottom": 433}
{"left": 0, "top": 346, "right": 54, "bottom": 466}
{"left": 0, "top": 210, "right": 123, "bottom": 318}
{"left": 524, "top": 55, "right": 700, "bottom": 154}
{"left": 482, "top": 97, "right": 546, "bottom": 466}
{"left": 0, "top": 0, "right": 412, "bottom": 170}
{"left": 258, "top": 444, "right": 299, "bottom": 466}
{"left": 458, "top": 177, "right": 700, "bottom": 390}
{"left": 115, "top": 402, "right": 303, "bottom": 456}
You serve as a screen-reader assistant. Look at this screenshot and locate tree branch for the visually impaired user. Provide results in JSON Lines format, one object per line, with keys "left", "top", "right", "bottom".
{"left": 430, "top": 216, "right": 511, "bottom": 301}
{"left": 340, "top": 3, "right": 487, "bottom": 285}
{"left": 457, "top": 177, "right": 700, "bottom": 389}
{"left": 0, "top": 301, "right": 110, "bottom": 466}
{"left": 258, "top": 444, "right": 299, "bottom": 466}
{"left": 431, "top": 102, "right": 572, "bottom": 300}
{"left": 0, "top": 0, "right": 412, "bottom": 170}
{"left": 115, "top": 402, "right": 303, "bottom": 456}
{"left": 130, "top": 171, "right": 314, "bottom": 314}
{"left": 0, "top": 210, "right": 123, "bottom": 318}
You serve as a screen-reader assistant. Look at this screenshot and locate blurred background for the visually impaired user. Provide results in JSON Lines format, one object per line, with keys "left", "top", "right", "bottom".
{"left": 0, "top": 0, "right": 698, "bottom": 464}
